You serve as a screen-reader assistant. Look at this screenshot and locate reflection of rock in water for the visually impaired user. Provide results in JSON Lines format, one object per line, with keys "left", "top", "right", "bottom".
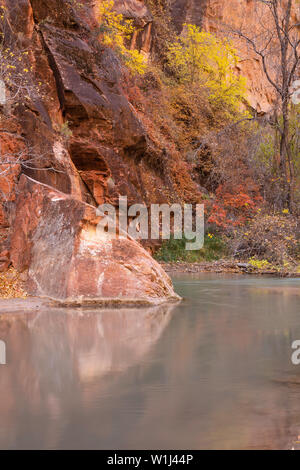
{"left": 0, "top": 303, "right": 176, "bottom": 449}
{"left": 0, "top": 302, "right": 175, "bottom": 389}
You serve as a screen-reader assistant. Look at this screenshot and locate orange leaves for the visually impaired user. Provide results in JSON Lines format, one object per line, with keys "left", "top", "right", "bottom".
{"left": 0, "top": 267, "right": 27, "bottom": 299}
{"left": 207, "top": 184, "right": 263, "bottom": 229}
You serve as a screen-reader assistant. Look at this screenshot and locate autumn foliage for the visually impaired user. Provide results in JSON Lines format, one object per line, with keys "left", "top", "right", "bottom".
{"left": 167, "top": 24, "right": 247, "bottom": 114}
{"left": 96, "top": 0, "right": 146, "bottom": 74}
{"left": 208, "top": 184, "right": 263, "bottom": 229}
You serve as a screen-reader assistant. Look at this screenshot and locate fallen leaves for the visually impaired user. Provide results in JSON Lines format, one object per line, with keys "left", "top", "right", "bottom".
{"left": 0, "top": 267, "right": 27, "bottom": 299}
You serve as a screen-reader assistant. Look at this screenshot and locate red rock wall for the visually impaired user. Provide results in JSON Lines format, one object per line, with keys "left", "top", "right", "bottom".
{"left": 1, "top": 0, "right": 296, "bottom": 233}
{"left": 0, "top": 0, "right": 187, "bottom": 235}
{"left": 0, "top": 0, "right": 298, "bottom": 281}
{"left": 0, "top": 0, "right": 186, "bottom": 300}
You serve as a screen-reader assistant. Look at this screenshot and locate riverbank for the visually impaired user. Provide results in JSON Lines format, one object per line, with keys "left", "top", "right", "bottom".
{"left": 0, "top": 260, "right": 298, "bottom": 302}
{"left": 160, "top": 260, "right": 300, "bottom": 277}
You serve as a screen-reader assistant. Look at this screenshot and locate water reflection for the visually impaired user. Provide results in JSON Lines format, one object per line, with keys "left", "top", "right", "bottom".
{"left": 0, "top": 275, "right": 300, "bottom": 450}
{"left": 0, "top": 303, "right": 175, "bottom": 449}
{"left": 169, "top": 274, "right": 300, "bottom": 450}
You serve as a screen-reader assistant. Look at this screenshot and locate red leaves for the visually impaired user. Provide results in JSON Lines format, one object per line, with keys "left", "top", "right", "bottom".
{"left": 207, "top": 184, "right": 263, "bottom": 229}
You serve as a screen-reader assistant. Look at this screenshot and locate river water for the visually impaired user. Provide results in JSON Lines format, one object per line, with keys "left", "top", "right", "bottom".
{"left": 0, "top": 274, "right": 299, "bottom": 450}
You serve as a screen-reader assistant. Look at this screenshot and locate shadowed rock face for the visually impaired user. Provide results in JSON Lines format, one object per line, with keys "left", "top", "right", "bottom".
{"left": 170, "top": 0, "right": 207, "bottom": 32}
{"left": 114, "top": 0, "right": 152, "bottom": 27}
{"left": 10, "top": 175, "right": 179, "bottom": 304}
{"left": 0, "top": 0, "right": 187, "bottom": 302}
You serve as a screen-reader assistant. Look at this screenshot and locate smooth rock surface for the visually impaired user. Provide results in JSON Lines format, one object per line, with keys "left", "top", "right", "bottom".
{"left": 10, "top": 175, "right": 179, "bottom": 305}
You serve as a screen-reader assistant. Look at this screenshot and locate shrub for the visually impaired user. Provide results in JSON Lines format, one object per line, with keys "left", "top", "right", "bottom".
{"left": 207, "top": 183, "right": 263, "bottom": 230}
{"left": 167, "top": 24, "right": 247, "bottom": 114}
{"left": 232, "top": 212, "right": 300, "bottom": 266}
{"left": 248, "top": 258, "right": 272, "bottom": 270}
{"left": 59, "top": 121, "right": 73, "bottom": 140}
{"left": 0, "top": 7, "right": 40, "bottom": 109}
{"left": 154, "top": 233, "right": 227, "bottom": 263}
{"left": 96, "top": 0, "right": 146, "bottom": 75}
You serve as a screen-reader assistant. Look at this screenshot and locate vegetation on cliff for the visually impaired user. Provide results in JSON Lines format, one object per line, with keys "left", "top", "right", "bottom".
{"left": 0, "top": 0, "right": 299, "bottom": 290}
{"left": 167, "top": 24, "right": 247, "bottom": 114}
{"left": 97, "top": 0, "right": 146, "bottom": 74}
{"left": 119, "top": 0, "right": 299, "bottom": 271}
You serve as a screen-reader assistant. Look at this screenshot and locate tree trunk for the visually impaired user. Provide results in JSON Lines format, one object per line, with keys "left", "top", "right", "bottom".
{"left": 279, "top": 100, "right": 293, "bottom": 210}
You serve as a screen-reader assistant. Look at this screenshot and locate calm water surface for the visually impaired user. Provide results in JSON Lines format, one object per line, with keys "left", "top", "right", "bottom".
{"left": 0, "top": 274, "right": 300, "bottom": 449}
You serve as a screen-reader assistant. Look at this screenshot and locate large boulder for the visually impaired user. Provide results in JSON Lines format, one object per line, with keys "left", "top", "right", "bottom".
{"left": 10, "top": 175, "right": 179, "bottom": 305}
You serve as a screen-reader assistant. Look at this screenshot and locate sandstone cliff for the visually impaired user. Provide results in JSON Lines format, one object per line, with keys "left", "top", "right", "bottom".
{"left": 114, "top": 0, "right": 299, "bottom": 113}
{"left": 0, "top": 0, "right": 184, "bottom": 303}
{"left": 0, "top": 0, "right": 298, "bottom": 300}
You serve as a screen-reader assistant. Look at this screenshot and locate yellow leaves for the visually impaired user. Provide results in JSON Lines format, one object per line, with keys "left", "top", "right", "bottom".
{"left": 98, "top": 1, "right": 134, "bottom": 36}
{"left": 96, "top": 0, "right": 146, "bottom": 75}
{"left": 248, "top": 257, "right": 271, "bottom": 270}
{"left": 0, "top": 43, "right": 42, "bottom": 106}
{"left": 282, "top": 208, "right": 289, "bottom": 214}
{"left": 239, "top": 211, "right": 299, "bottom": 271}
{"left": 167, "top": 24, "right": 247, "bottom": 113}
{"left": 0, "top": 4, "right": 6, "bottom": 21}
{"left": 123, "top": 48, "right": 146, "bottom": 75}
